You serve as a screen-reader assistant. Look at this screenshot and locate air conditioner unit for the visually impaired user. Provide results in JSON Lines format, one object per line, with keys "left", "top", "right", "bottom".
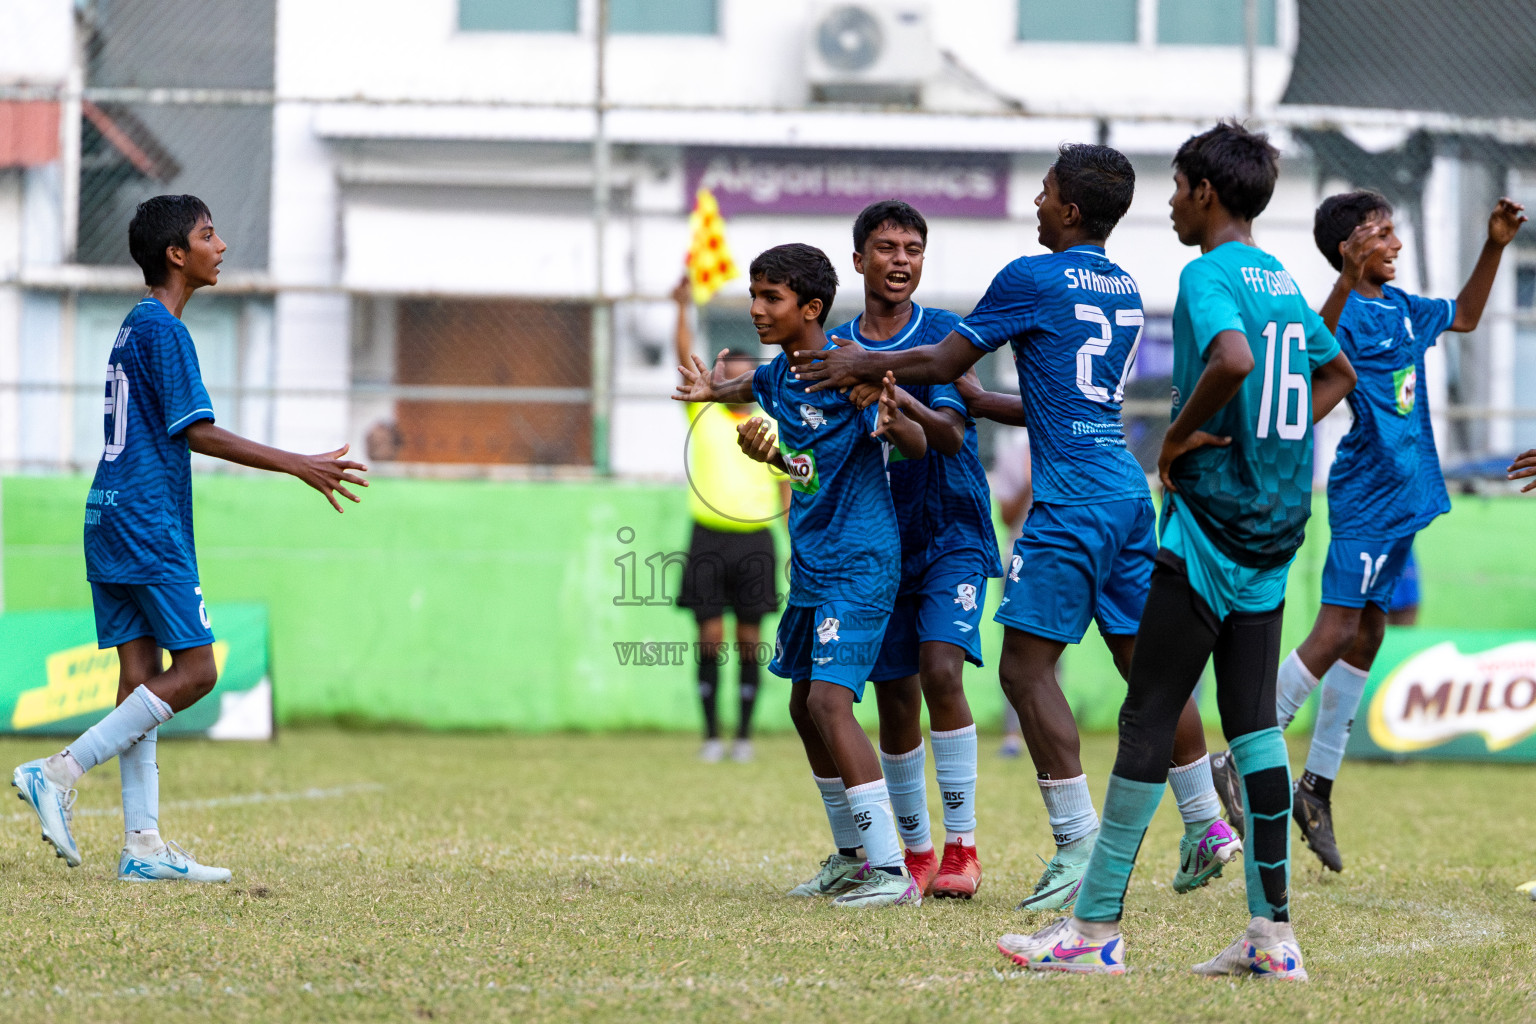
{"left": 806, "top": 3, "right": 939, "bottom": 106}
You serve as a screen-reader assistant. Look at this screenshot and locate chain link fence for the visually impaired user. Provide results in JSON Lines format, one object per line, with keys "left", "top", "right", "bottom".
{"left": 5, "top": 0, "right": 1536, "bottom": 483}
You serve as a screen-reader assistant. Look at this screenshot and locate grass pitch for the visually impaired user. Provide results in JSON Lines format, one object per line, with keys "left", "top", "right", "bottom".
{"left": 0, "top": 728, "right": 1531, "bottom": 1023}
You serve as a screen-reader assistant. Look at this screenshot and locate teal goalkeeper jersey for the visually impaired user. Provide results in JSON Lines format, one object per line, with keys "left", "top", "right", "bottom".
{"left": 1164, "top": 242, "right": 1340, "bottom": 570}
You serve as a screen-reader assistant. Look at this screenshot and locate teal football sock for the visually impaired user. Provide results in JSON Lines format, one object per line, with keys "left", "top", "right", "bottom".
{"left": 930, "top": 724, "right": 978, "bottom": 838}
{"left": 1230, "top": 727, "right": 1292, "bottom": 921}
{"left": 1072, "top": 775, "right": 1164, "bottom": 923}
{"left": 879, "top": 743, "right": 932, "bottom": 853}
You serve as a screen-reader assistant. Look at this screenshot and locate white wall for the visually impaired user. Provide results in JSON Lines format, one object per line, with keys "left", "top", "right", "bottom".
{"left": 276, "top": 0, "right": 1295, "bottom": 119}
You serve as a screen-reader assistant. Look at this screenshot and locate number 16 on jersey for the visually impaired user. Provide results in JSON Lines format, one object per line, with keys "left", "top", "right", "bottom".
{"left": 1256, "top": 321, "right": 1307, "bottom": 440}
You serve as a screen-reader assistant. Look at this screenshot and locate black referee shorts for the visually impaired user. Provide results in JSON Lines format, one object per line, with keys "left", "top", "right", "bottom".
{"left": 677, "top": 522, "right": 781, "bottom": 624}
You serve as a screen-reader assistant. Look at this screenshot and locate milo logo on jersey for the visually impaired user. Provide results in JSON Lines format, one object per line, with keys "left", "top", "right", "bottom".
{"left": 781, "top": 446, "right": 819, "bottom": 493}
{"left": 1393, "top": 365, "right": 1417, "bottom": 416}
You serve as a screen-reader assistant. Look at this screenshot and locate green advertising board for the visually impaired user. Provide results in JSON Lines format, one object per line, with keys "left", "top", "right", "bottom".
{"left": 0, "top": 603, "right": 272, "bottom": 739}
{"left": 1347, "top": 628, "right": 1536, "bottom": 763}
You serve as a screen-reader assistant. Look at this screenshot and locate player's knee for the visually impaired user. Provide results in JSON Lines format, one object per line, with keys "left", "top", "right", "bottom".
{"left": 805, "top": 684, "right": 851, "bottom": 726}
{"left": 788, "top": 687, "right": 813, "bottom": 728}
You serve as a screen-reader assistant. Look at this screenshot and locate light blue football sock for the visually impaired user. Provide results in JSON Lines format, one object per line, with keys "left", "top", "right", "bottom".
{"left": 846, "top": 779, "right": 904, "bottom": 870}
{"left": 1230, "top": 727, "right": 1292, "bottom": 921}
{"left": 1167, "top": 754, "right": 1221, "bottom": 827}
{"left": 930, "top": 724, "right": 978, "bottom": 838}
{"left": 812, "top": 774, "right": 862, "bottom": 852}
{"left": 1306, "top": 660, "right": 1370, "bottom": 779}
{"left": 66, "top": 685, "right": 173, "bottom": 775}
{"left": 1072, "top": 775, "right": 1165, "bottom": 923}
{"left": 879, "top": 743, "right": 932, "bottom": 853}
{"left": 119, "top": 729, "right": 159, "bottom": 834}
{"left": 1275, "top": 650, "right": 1319, "bottom": 730}
{"left": 1037, "top": 774, "right": 1099, "bottom": 846}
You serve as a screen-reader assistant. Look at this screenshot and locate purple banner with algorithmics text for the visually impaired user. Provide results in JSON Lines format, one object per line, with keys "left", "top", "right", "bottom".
{"left": 684, "top": 147, "right": 1010, "bottom": 218}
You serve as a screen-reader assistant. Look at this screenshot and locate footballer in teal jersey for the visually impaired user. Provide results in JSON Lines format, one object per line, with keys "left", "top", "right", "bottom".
{"left": 791, "top": 148, "right": 1233, "bottom": 911}
{"left": 1000, "top": 124, "right": 1356, "bottom": 980}
{"left": 1253, "top": 190, "right": 1526, "bottom": 875}
{"left": 676, "top": 243, "right": 937, "bottom": 907}
{"left": 13, "top": 196, "right": 367, "bottom": 883}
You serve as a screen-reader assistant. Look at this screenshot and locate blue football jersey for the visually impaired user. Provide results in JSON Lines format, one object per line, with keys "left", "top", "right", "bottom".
{"left": 957, "top": 245, "right": 1151, "bottom": 507}
{"left": 1326, "top": 286, "right": 1453, "bottom": 540}
{"left": 752, "top": 352, "right": 902, "bottom": 609}
{"left": 828, "top": 304, "right": 1002, "bottom": 592}
{"left": 84, "top": 298, "right": 215, "bottom": 583}
{"left": 1166, "top": 243, "right": 1341, "bottom": 570}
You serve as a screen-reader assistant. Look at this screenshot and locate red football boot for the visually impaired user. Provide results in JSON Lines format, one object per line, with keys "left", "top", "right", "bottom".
{"left": 904, "top": 846, "right": 939, "bottom": 897}
{"left": 931, "top": 839, "right": 982, "bottom": 899}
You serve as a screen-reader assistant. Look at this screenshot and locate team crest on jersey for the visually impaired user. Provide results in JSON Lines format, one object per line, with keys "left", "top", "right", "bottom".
{"left": 816, "top": 617, "right": 841, "bottom": 644}
{"left": 1170, "top": 385, "right": 1182, "bottom": 411}
{"left": 799, "top": 403, "right": 826, "bottom": 429}
{"left": 1403, "top": 315, "right": 1417, "bottom": 341}
{"left": 1008, "top": 554, "right": 1023, "bottom": 582}
{"left": 954, "top": 583, "right": 978, "bottom": 612}
{"left": 1393, "top": 365, "right": 1417, "bottom": 416}
{"left": 781, "top": 447, "right": 820, "bottom": 494}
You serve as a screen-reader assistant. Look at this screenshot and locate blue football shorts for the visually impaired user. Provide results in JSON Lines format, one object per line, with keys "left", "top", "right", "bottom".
{"left": 1321, "top": 533, "right": 1417, "bottom": 610}
{"left": 994, "top": 498, "right": 1155, "bottom": 643}
{"left": 769, "top": 600, "right": 890, "bottom": 700}
{"left": 90, "top": 580, "right": 215, "bottom": 651}
{"left": 869, "top": 566, "right": 989, "bottom": 682}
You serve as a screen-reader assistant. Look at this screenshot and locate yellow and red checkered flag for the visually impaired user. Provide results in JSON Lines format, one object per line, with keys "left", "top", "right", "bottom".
{"left": 686, "top": 188, "right": 739, "bottom": 305}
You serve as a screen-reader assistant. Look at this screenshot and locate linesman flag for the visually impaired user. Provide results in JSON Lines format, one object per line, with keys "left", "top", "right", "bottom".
{"left": 686, "top": 188, "right": 739, "bottom": 305}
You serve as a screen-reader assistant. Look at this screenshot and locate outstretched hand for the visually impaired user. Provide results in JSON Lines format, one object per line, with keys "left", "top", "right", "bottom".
{"left": 791, "top": 334, "right": 869, "bottom": 393}
{"left": 295, "top": 444, "right": 369, "bottom": 513}
{"left": 1158, "top": 430, "right": 1230, "bottom": 494}
{"left": 1489, "top": 198, "right": 1528, "bottom": 247}
{"left": 673, "top": 354, "right": 717, "bottom": 403}
{"left": 1509, "top": 448, "right": 1536, "bottom": 492}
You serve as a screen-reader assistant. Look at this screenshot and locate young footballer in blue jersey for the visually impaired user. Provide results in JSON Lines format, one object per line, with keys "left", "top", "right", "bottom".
{"left": 1208, "top": 190, "right": 1526, "bottom": 872}
{"left": 12, "top": 195, "right": 367, "bottom": 882}
{"left": 675, "top": 243, "right": 938, "bottom": 908}
{"left": 996, "top": 123, "right": 1357, "bottom": 979}
{"left": 738, "top": 201, "right": 1001, "bottom": 900}
{"left": 789, "top": 145, "right": 1237, "bottom": 913}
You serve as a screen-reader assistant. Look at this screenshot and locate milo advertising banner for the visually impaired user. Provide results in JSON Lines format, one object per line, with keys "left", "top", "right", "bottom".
{"left": 1348, "top": 629, "right": 1536, "bottom": 762}
{"left": 0, "top": 604, "right": 272, "bottom": 739}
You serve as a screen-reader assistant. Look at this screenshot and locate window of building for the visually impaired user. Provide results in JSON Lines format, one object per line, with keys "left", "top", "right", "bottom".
{"left": 611, "top": 0, "right": 716, "bottom": 34}
{"left": 392, "top": 299, "right": 592, "bottom": 466}
{"left": 459, "top": 0, "right": 578, "bottom": 33}
{"left": 1158, "top": 0, "right": 1276, "bottom": 46}
{"left": 1017, "top": 0, "right": 1137, "bottom": 43}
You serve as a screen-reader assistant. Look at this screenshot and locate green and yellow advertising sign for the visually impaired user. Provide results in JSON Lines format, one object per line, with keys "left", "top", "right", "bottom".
{"left": 0, "top": 604, "right": 271, "bottom": 739}
{"left": 1347, "top": 629, "right": 1536, "bottom": 762}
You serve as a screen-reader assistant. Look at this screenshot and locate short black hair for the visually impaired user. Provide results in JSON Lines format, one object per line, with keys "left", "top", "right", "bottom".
{"left": 748, "top": 244, "right": 838, "bottom": 325}
{"left": 1313, "top": 190, "right": 1393, "bottom": 271}
{"left": 1173, "top": 122, "right": 1279, "bottom": 221}
{"left": 128, "top": 194, "right": 211, "bottom": 286}
{"left": 852, "top": 199, "right": 928, "bottom": 254}
{"left": 1052, "top": 143, "right": 1136, "bottom": 240}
